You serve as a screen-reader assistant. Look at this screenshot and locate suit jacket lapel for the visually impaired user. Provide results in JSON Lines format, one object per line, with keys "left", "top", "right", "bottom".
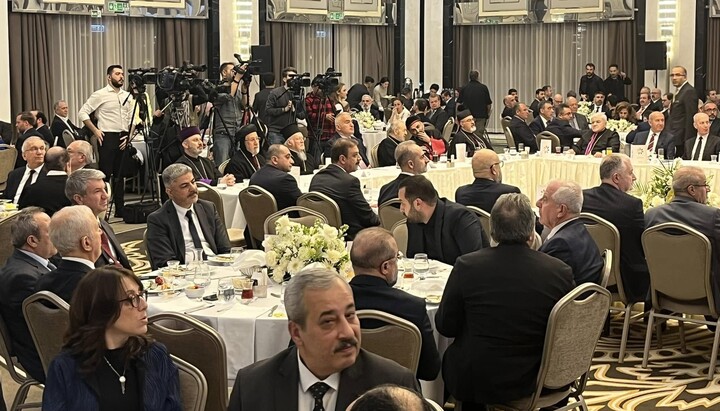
{"left": 276, "top": 348, "right": 299, "bottom": 410}
{"left": 336, "top": 352, "right": 364, "bottom": 410}
{"left": 434, "top": 201, "right": 446, "bottom": 263}
{"left": 166, "top": 203, "right": 186, "bottom": 261}
{"left": 193, "top": 202, "right": 217, "bottom": 254}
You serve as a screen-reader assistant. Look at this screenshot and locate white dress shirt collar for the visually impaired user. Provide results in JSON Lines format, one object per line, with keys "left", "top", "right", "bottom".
{"left": 546, "top": 217, "right": 579, "bottom": 241}
{"left": 297, "top": 351, "right": 340, "bottom": 411}
{"left": 691, "top": 135, "right": 708, "bottom": 160}
{"left": 172, "top": 201, "right": 214, "bottom": 257}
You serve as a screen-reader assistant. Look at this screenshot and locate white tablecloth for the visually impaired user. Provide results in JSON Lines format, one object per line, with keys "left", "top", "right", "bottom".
{"left": 361, "top": 130, "right": 387, "bottom": 152}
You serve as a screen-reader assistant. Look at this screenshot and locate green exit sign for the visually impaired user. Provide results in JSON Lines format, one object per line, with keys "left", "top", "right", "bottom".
{"left": 327, "top": 11, "right": 344, "bottom": 21}
{"left": 108, "top": 1, "right": 129, "bottom": 13}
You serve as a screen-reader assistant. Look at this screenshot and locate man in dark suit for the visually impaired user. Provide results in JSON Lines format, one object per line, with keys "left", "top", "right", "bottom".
{"left": 228, "top": 268, "right": 419, "bottom": 410}
{"left": 18, "top": 147, "right": 71, "bottom": 216}
{"left": 573, "top": 113, "right": 620, "bottom": 155}
{"left": 31, "top": 111, "right": 54, "bottom": 148}
{"left": 249, "top": 144, "right": 302, "bottom": 211}
{"left": 34, "top": 206, "right": 102, "bottom": 303}
{"left": 309, "top": 139, "right": 380, "bottom": 240}
{"left": 703, "top": 101, "right": 720, "bottom": 138}
{"left": 13, "top": 111, "right": 43, "bottom": 168}
{"left": 349, "top": 228, "right": 441, "bottom": 381}
{"left": 174, "top": 126, "right": 235, "bottom": 186}
{"left": 668, "top": 66, "right": 699, "bottom": 158}
{"left": 567, "top": 96, "right": 589, "bottom": 131}
{"left": 582, "top": 155, "right": 649, "bottom": 301}
{"left": 347, "top": 76, "right": 375, "bottom": 110}
{"left": 251, "top": 72, "right": 275, "bottom": 125}
{"left": 455, "top": 149, "right": 520, "bottom": 212}
{"left": 284, "top": 125, "right": 318, "bottom": 175}
{"left": 2, "top": 136, "right": 47, "bottom": 204}
{"left": 646, "top": 166, "right": 720, "bottom": 308}
{"left": 0, "top": 207, "right": 58, "bottom": 383}
{"left": 67, "top": 140, "right": 95, "bottom": 172}
{"left": 537, "top": 180, "right": 603, "bottom": 285}
{"left": 509, "top": 104, "right": 538, "bottom": 153}
{"left": 457, "top": 70, "right": 492, "bottom": 136}
{"left": 603, "top": 64, "right": 632, "bottom": 101}
{"left": 325, "top": 113, "right": 370, "bottom": 166}
{"left": 441, "top": 89, "right": 456, "bottom": 118}
{"left": 146, "top": 163, "right": 231, "bottom": 269}
{"left": 352, "top": 94, "right": 383, "bottom": 122}
{"left": 378, "top": 142, "right": 428, "bottom": 205}
{"left": 649, "top": 88, "right": 664, "bottom": 112}
{"left": 65, "top": 169, "right": 131, "bottom": 269}
{"left": 579, "top": 63, "right": 605, "bottom": 101}
{"left": 427, "top": 94, "right": 450, "bottom": 132}
{"left": 546, "top": 104, "right": 583, "bottom": 148}
{"left": 376, "top": 120, "right": 408, "bottom": 168}
{"left": 635, "top": 92, "right": 654, "bottom": 122}
{"left": 529, "top": 100, "right": 553, "bottom": 136}
{"left": 529, "top": 89, "right": 545, "bottom": 118}
{"left": 436, "top": 193, "right": 575, "bottom": 407}
{"left": 683, "top": 113, "right": 720, "bottom": 161}
{"left": 632, "top": 111, "right": 676, "bottom": 158}
{"left": 399, "top": 175, "right": 485, "bottom": 265}
{"left": 50, "top": 100, "right": 82, "bottom": 148}
{"left": 500, "top": 95, "right": 517, "bottom": 119}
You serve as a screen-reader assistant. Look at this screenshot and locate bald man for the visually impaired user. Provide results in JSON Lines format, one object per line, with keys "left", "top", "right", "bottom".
{"left": 500, "top": 95, "right": 516, "bottom": 118}
{"left": 631, "top": 111, "right": 676, "bottom": 158}
{"left": 668, "top": 66, "right": 698, "bottom": 158}
{"left": 455, "top": 149, "right": 520, "bottom": 213}
{"left": 683, "top": 112, "right": 720, "bottom": 161}
{"left": 18, "top": 147, "right": 72, "bottom": 215}
{"left": 67, "top": 140, "right": 95, "bottom": 171}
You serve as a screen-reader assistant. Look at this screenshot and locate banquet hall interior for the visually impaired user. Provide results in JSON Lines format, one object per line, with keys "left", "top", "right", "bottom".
{"left": 2, "top": 0, "right": 720, "bottom": 410}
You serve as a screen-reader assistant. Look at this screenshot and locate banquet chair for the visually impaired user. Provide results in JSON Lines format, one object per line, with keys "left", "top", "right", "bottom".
{"left": 217, "top": 159, "right": 230, "bottom": 175}
{"left": 172, "top": 355, "right": 208, "bottom": 411}
{"left": 239, "top": 185, "right": 278, "bottom": 249}
{"left": 378, "top": 199, "right": 404, "bottom": 231}
{"left": 391, "top": 219, "right": 408, "bottom": 255}
{"left": 441, "top": 119, "right": 455, "bottom": 143}
{"left": 503, "top": 126, "right": 516, "bottom": 150}
{"left": 370, "top": 143, "right": 380, "bottom": 167}
{"left": 22, "top": 291, "right": 70, "bottom": 376}
{"left": 357, "top": 309, "right": 421, "bottom": 374}
{"left": 0, "top": 212, "right": 20, "bottom": 267}
{"left": 500, "top": 116, "right": 512, "bottom": 130}
{"left": 641, "top": 222, "right": 720, "bottom": 379}
{"left": 489, "top": 283, "right": 610, "bottom": 411}
{"left": 0, "top": 305, "right": 42, "bottom": 411}
{"left": 580, "top": 212, "right": 640, "bottom": 363}
{"left": 196, "top": 181, "right": 245, "bottom": 248}
{"left": 536, "top": 131, "right": 561, "bottom": 152}
{"left": 143, "top": 229, "right": 154, "bottom": 268}
{"left": 61, "top": 130, "right": 75, "bottom": 147}
{"left": 297, "top": 192, "right": 342, "bottom": 229}
{"left": 148, "top": 312, "right": 227, "bottom": 411}
{"left": 0, "top": 144, "right": 17, "bottom": 192}
{"left": 600, "top": 249, "right": 612, "bottom": 288}
{"left": 466, "top": 206, "right": 492, "bottom": 245}
{"left": 264, "top": 206, "right": 327, "bottom": 235}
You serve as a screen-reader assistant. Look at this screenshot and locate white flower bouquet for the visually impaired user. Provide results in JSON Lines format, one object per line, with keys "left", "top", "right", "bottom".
{"left": 263, "top": 216, "right": 351, "bottom": 282}
{"left": 577, "top": 102, "right": 593, "bottom": 121}
{"left": 606, "top": 119, "right": 637, "bottom": 133}
{"left": 631, "top": 159, "right": 681, "bottom": 211}
{"left": 352, "top": 111, "right": 376, "bottom": 130}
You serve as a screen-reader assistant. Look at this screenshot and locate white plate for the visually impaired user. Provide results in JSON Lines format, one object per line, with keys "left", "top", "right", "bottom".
{"left": 207, "top": 254, "right": 236, "bottom": 265}
{"left": 425, "top": 294, "right": 442, "bottom": 305}
{"left": 144, "top": 279, "right": 189, "bottom": 294}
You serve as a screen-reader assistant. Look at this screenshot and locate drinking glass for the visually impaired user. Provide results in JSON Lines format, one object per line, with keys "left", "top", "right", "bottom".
{"left": 657, "top": 148, "right": 665, "bottom": 161}
{"left": 218, "top": 279, "right": 235, "bottom": 303}
{"left": 413, "top": 254, "right": 430, "bottom": 280}
{"left": 167, "top": 260, "right": 180, "bottom": 269}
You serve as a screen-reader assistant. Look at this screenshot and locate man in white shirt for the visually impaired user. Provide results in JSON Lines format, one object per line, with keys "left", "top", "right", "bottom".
{"left": 146, "top": 164, "right": 230, "bottom": 269}
{"left": 2, "top": 136, "right": 46, "bottom": 204}
{"left": 227, "top": 268, "right": 419, "bottom": 411}
{"left": 77, "top": 64, "right": 134, "bottom": 218}
{"left": 683, "top": 112, "right": 720, "bottom": 161}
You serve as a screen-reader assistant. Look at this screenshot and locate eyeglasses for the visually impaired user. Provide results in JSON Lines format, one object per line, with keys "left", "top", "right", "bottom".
{"left": 688, "top": 184, "right": 711, "bottom": 191}
{"left": 119, "top": 293, "right": 146, "bottom": 309}
{"left": 490, "top": 161, "right": 504, "bottom": 169}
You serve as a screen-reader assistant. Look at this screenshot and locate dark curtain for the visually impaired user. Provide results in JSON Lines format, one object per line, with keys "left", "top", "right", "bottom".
{"left": 265, "top": 22, "right": 295, "bottom": 79}
{"left": 607, "top": 20, "right": 638, "bottom": 101}
{"left": 708, "top": 18, "right": 720, "bottom": 93}
{"left": 154, "top": 19, "right": 207, "bottom": 70}
{"left": 9, "top": 12, "right": 54, "bottom": 142}
{"left": 452, "top": 25, "right": 473, "bottom": 89}
{"left": 361, "top": 25, "right": 395, "bottom": 91}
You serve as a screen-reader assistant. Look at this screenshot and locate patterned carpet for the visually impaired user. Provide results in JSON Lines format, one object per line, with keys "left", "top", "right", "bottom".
{"left": 119, "top": 229, "right": 720, "bottom": 411}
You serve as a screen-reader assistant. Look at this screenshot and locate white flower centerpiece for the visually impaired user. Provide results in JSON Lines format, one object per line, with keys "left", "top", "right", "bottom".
{"left": 352, "top": 111, "right": 375, "bottom": 130}
{"left": 606, "top": 119, "right": 637, "bottom": 133}
{"left": 577, "top": 101, "right": 593, "bottom": 121}
{"left": 263, "top": 216, "right": 351, "bottom": 282}
{"left": 631, "top": 159, "right": 720, "bottom": 210}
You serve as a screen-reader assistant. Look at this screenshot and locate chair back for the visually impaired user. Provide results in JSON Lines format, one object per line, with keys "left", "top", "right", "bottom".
{"left": 370, "top": 143, "right": 380, "bottom": 167}
{"left": 0, "top": 145, "right": 17, "bottom": 191}
{"left": 148, "top": 312, "right": 228, "bottom": 411}
{"left": 600, "top": 249, "right": 612, "bottom": 288}
{"left": 196, "top": 182, "right": 226, "bottom": 225}
{"left": 501, "top": 116, "right": 512, "bottom": 130}
{"left": 642, "top": 222, "right": 716, "bottom": 316}
{"left": 172, "top": 355, "right": 208, "bottom": 411}
{"left": 580, "top": 212, "right": 622, "bottom": 292}
{"left": 0, "top": 212, "right": 20, "bottom": 267}
{"left": 466, "top": 206, "right": 491, "bottom": 244}
{"left": 391, "top": 219, "right": 408, "bottom": 255}
{"left": 239, "top": 185, "right": 278, "bottom": 248}
{"left": 378, "top": 199, "right": 405, "bottom": 231}
{"left": 297, "top": 192, "right": 342, "bottom": 229}
{"left": 143, "top": 229, "right": 154, "bottom": 268}
{"left": 217, "top": 159, "right": 230, "bottom": 175}
{"left": 62, "top": 130, "right": 75, "bottom": 148}
{"left": 503, "top": 125, "right": 516, "bottom": 149}
{"left": 22, "top": 291, "right": 70, "bottom": 376}
{"left": 441, "top": 119, "right": 454, "bottom": 143}
{"left": 515, "top": 283, "right": 610, "bottom": 410}
{"left": 264, "top": 206, "right": 328, "bottom": 235}
{"left": 357, "top": 309, "right": 422, "bottom": 374}
{"left": 0, "top": 300, "right": 37, "bottom": 387}
{"left": 536, "top": 130, "right": 561, "bottom": 151}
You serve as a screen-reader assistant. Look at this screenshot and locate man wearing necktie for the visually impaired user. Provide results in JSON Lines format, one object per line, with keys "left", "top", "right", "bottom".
{"left": 667, "top": 66, "right": 698, "bottom": 159}
{"left": 682, "top": 112, "right": 720, "bottom": 161}
{"left": 50, "top": 100, "right": 83, "bottom": 148}
{"left": 146, "top": 164, "right": 231, "bottom": 269}
{"left": 227, "top": 268, "right": 419, "bottom": 411}
{"left": 1, "top": 136, "right": 47, "bottom": 204}
{"left": 631, "top": 111, "right": 676, "bottom": 159}
{"left": 0, "top": 207, "right": 58, "bottom": 383}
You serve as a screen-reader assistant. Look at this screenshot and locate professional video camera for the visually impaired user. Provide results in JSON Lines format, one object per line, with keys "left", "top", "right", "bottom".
{"left": 287, "top": 72, "right": 312, "bottom": 101}
{"left": 233, "top": 53, "right": 263, "bottom": 83}
{"left": 127, "top": 67, "right": 158, "bottom": 95}
{"left": 314, "top": 71, "right": 342, "bottom": 95}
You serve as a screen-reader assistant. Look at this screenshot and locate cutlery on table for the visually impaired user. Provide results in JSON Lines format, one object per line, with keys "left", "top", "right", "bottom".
{"left": 266, "top": 304, "right": 279, "bottom": 317}
{"left": 184, "top": 304, "right": 214, "bottom": 314}
{"left": 216, "top": 304, "right": 235, "bottom": 313}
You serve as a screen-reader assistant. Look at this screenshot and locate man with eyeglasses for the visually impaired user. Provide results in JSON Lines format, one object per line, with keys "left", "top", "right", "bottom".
{"left": 682, "top": 112, "right": 720, "bottom": 161}
{"left": 18, "top": 147, "right": 72, "bottom": 216}
{"left": 2, "top": 136, "right": 47, "bottom": 204}
{"left": 35, "top": 205, "right": 102, "bottom": 303}
{"left": 13, "top": 111, "right": 43, "bottom": 168}
{"left": 348, "top": 227, "right": 441, "bottom": 381}
{"left": 703, "top": 101, "right": 720, "bottom": 138}
{"left": 667, "top": 66, "right": 698, "bottom": 159}
{"left": 455, "top": 149, "right": 519, "bottom": 214}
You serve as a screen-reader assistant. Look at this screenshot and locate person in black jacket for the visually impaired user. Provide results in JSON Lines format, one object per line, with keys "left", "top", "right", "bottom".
{"left": 349, "top": 227, "right": 441, "bottom": 381}
{"left": 14, "top": 111, "right": 44, "bottom": 168}
{"left": 226, "top": 124, "right": 266, "bottom": 182}
{"left": 378, "top": 142, "right": 428, "bottom": 205}
{"left": 457, "top": 70, "right": 492, "bottom": 136}
{"left": 376, "top": 120, "right": 408, "bottom": 167}
{"left": 252, "top": 72, "right": 275, "bottom": 125}
{"left": 283, "top": 124, "right": 318, "bottom": 175}
{"left": 50, "top": 100, "right": 82, "bottom": 147}
{"left": 545, "top": 104, "right": 583, "bottom": 148}
{"left": 18, "top": 146, "right": 71, "bottom": 216}
{"left": 174, "top": 126, "right": 235, "bottom": 186}
{"left": 579, "top": 63, "right": 605, "bottom": 102}
{"left": 508, "top": 104, "right": 538, "bottom": 152}
{"left": 352, "top": 94, "right": 383, "bottom": 121}
{"left": 249, "top": 144, "right": 302, "bottom": 211}
{"left": 455, "top": 149, "right": 520, "bottom": 213}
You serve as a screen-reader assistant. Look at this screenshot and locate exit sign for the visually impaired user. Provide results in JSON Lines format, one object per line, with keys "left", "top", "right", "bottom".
{"left": 108, "top": 1, "right": 129, "bottom": 13}
{"left": 327, "top": 11, "right": 344, "bottom": 21}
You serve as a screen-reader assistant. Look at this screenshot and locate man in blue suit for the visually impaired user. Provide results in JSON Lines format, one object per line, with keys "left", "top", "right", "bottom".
{"left": 632, "top": 111, "right": 676, "bottom": 159}
{"left": 537, "top": 180, "right": 603, "bottom": 285}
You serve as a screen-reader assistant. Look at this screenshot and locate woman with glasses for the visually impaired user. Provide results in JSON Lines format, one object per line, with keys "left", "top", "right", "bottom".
{"left": 43, "top": 266, "right": 182, "bottom": 411}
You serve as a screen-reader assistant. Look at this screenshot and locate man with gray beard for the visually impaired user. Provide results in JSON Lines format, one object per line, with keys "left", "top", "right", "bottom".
{"left": 283, "top": 124, "right": 317, "bottom": 174}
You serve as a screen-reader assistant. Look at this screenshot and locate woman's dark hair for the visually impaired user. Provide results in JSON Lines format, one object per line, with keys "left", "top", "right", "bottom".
{"left": 65, "top": 266, "right": 152, "bottom": 375}
{"left": 377, "top": 77, "right": 390, "bottom": 85}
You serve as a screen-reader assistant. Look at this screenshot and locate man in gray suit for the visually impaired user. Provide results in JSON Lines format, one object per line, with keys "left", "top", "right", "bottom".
{"left": 667, "top": 66, "right": 698, "bottom": 158}
{"left": 228, "top": 268, "right": 419, "bottom": 410}
{"left": 632, "top": 111, "right": 676, "bottom": 158}
{"left": 567, "top": 96, "right": 588, "bottom": 131}
{"left": 645, "top": 166, "right": 720, "bottom": 308}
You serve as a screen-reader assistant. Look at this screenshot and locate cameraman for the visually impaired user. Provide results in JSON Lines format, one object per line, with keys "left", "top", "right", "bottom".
{"left": 305, "top": 79, "right": 338, "bottom": 156}
{"left": 213, "top": 62, "right": 248, "bottom": 166}
{"left": 265, "top": 66, "right": 298, "bottom": 145}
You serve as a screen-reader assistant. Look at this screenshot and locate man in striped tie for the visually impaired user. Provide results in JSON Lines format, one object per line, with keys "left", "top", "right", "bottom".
{"left": 632, "top": 111, "right": 676, "bottom": 159}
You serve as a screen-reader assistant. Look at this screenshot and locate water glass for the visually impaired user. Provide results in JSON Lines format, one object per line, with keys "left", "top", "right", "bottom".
{"left": 218, "top": 279, "right": 235, "bottom": 303}
{"left": 167, "top": 260, "right": 180, "bottom": 269}
{"left": 413, "top": 253, "right": 430, "bottom": 280}
{"left": 657, "top": 148, "right": 665, "bottom": 161}
{"left": 518, "top": 143, "right": 525, "bottom": 152}
{"left": 713, "top": 155, "right": 718, "bottom": 162}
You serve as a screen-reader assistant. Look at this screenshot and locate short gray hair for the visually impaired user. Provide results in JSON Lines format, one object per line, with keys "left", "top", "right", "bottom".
{"left": 672, "top": 166, "right": 706, "bottom": 194}
{"left": 266, "top": 144, "right": 286, "bottom": 160}
{"left": 284, "top": 268, "right": 350, "bottom": 327}
{"left": 599, "top": 154, "right": 628, "bottom": 180}
{"left": 10, "top": 207, "right": 45, "bottom": 249}
{"left": 350, "top": 227, "right": 397, "bottom": 269}
{"left": 162, "top": 163, "right": 192, "bottom": 186}
{"left": 49, "top": 205, "right": 96, "bottom": 255}
{"left": 69, "top": 140, "right": 94, "bottom": 163}
{"left": 395, "top": 141, "right": 418, "bottom": 167}
{"left": 53, "top": 99, "right": 66, "bottom": 111}
{"left": 22, "top": 136, "right": 46, "bottom": 152}
{"left": 589, "top": 112, "right": 607, "bottom": 123}
{"left": 550, "top": 180, "right": 583, "bottom": 214}
{"left": 66, "top": 168, "right": 106, "bottom": 201}
{"left": 490, "top": 194, "right": 535, "bottom": 244}
{"left": 387, "top": 120, "right": 405, "bottom": 137}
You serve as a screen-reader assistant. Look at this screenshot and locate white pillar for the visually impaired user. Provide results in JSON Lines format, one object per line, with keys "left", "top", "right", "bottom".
{"left": 404, "top": 1, "right": 421, "bottom": 86}
{"left": 0, "top": 3, "right": 11, "bottom": 121}
{"left": 422, "top": 0, "right": 444, "bottom": 90}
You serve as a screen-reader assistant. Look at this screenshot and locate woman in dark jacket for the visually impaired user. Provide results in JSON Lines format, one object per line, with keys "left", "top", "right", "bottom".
{"left": 225, "top": 124, "right": 266, "bottom": 182}
{"left": 43, "top": 266, "right": 181, "bottom": 411}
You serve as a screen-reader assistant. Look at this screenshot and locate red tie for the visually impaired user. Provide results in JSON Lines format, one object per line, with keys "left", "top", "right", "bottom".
{"left": 101, "top": 230, "right": 122, "bottom": 267}
{"left": 647, "top": 133, "right": 656, "bottom": 152}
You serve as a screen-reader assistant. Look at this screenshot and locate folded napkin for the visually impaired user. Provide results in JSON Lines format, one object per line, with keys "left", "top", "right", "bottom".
{"left": 234, "top": 250, "right": 266, "bottom": 268}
